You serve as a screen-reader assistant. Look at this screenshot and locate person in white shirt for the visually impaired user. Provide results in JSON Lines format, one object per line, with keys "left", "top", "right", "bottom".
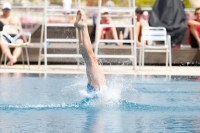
{"left": 0, "top": 3, "right": 27, "bottom": 65}
{"left": 62, "top": 0, "right": 72, "bottom": 14}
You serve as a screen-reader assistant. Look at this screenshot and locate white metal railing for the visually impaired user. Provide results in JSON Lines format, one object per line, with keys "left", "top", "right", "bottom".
{"left": 94, "top": 0, "right": 137, "bottom": 70}
{"left": 39, "top": 0, "right": 138, "bottom": 69}
{"left": 38, "top": 0, "right": 82, "bottom": 69}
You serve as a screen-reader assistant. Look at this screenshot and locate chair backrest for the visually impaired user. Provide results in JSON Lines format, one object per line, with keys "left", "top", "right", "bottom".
{"left": 1, "top": 25, "right": 23, "bottom": 43}
{"left": 142, "top": 27, "right": 167, "bottom": 41}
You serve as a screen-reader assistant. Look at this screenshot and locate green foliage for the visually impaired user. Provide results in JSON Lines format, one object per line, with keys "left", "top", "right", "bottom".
{"left": 136, "top": 0, "right": 156, "bottom": 7}
{"left": 183, "top": 0, "right": 192, "bottom": 8}
{"left": 135, "top": 0, "right": 192, "bottom": 8}
{"left": 50, "top": 0, "right": 62, "bottom": 4}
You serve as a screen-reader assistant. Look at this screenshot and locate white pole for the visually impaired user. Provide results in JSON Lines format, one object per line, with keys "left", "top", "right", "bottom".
{"left": 44, "top": 0, "right": 47, "bottom": 69}
{"left": 75, "top": 0, "right": 77, "bottom": 7}
{"left": 128, "top": 0, "right": 131, "bottom": 8}
{"left": 78, "top": 0, "right": 81, "bottom": 8}
{"left": 133, "top": 0, "right": 137, "bottom": 70}
{"left": 38, "top": 11, "right": 45, "bottom": 68}
{"left": 77, "top": 0, "right": 81, "bottom": 69}
{"left": 94, "top": 0, "right": 102, "bottom": 55}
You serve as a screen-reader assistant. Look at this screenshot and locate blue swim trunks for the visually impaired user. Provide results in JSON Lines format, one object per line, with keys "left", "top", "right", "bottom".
{"left": 87, "top": 84, "right": 96, "bottom": 93}
{"left": 3, "top": 34, "right": 23, "bottom": 43}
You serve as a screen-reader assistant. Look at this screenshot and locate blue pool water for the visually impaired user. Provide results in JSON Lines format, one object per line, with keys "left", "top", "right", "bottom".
{"left": 0, "top": 73, "right": 200, "bottom": 132}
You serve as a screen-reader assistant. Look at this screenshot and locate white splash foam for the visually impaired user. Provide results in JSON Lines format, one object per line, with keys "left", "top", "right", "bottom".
{"left": 79, "top": 81, "right": 123, "bottom": 107}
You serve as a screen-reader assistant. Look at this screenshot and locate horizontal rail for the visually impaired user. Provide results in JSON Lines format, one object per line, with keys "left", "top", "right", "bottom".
{"left": 100, "top": 9, "right": 134, "bottom": 13}
{"left": 100, "top": 24, "right": 135, "bottom": 28}
{"left": 96, "top": 55, "right": 136, "bottom": 58}
{"left": 0, "top": 5, "right": 193, "bottom": 11}
{"left": 144, "top": 50, "right": 169, "bottom": 52}
{"left": 46, "top": 8, "right": 134, "bottom": 12}
{"left": 46, "top": 39, "right": 78, "bottom": 42}
{"left": 99, "top": 40, "right": 135, "bottom": 43}
{"left": 46, "top": 23, "right": 75, "bottom": 27}
{"left": 41, "top": 54, "right": 136, "bottom": 59}
{"left": 144, "top": 46, "right": 168, "bottom": 49}
{"left": 46, "top": 8, "right": 79, "bottom": 12}
{"left": 41, "top": 54, "right": 82, "bottom": 58}
{"left": 0, "top": 6, "right": 45, "bottom": 9}
{"left": 47, "top": 13, "right": 76, "bottom": 16}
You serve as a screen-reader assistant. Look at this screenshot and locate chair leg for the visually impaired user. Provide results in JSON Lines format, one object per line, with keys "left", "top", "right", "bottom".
{"left": 166, "top": 49, "right": 168, "bottom": 68}
{"left": 139, "top": 46, "right": 142, "bottom": 69}
{"left": 2, "top": 45, "right": 9, "bottom": 66}
{"left": 142, "top": 40, "right": 145, "bottom": 70}
{"left": 0, "top": 52, "right": 4, "bottom": 68}
{"left": 44, "top": 42, "right": 47, "bottom": 70}
{"left": 21, "top": 47, "right": 25, "bottom": 69}
{"left": 4, "top": 53, "right": 7, "bottom": 66}
{"left": 25, "top": 46, "right": 30, "bottom": 70}
{"left": 169, "top": 49, "right": 172, "bottom": 71}
{"left": 168, "top": 35, "right": 172, "bottom": 71}
{"left": 38, "top": 45, "right": 42, "bottom": 68}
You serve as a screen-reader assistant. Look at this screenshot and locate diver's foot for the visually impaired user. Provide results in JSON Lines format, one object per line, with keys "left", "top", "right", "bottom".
{"left": 74, "top": 9, "right": 87, "bottom": 29}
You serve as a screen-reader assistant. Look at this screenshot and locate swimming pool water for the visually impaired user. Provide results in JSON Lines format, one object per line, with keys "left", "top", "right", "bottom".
{"left": 0, "top": 73, "right": 200, "bottom": 132}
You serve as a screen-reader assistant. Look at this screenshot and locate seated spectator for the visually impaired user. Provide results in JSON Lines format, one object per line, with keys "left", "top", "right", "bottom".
{"left": 135, "top": 7, "right": 149, "bottom": 45}
{"left": 188, "top": 8, "right": 200, "bottom": 49}
{"left": 0, "top": 3, "right": 28, "bottom": 65}
{"left": 120, "top": 7, "right": 149, "bottom": 45}
{"left": 62, "top": 0, "right": 74, "bottom": 23}
{"left": 48, "top": 0, "right": 74, "bottom": 23}
{"left": 99, "top": 7, "right": 122, "bottom": 46}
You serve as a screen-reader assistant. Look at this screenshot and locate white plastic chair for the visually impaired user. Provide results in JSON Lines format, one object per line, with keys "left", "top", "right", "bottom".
{"left": 139, "top": 27, "right": 172, "bottom": 70}
{"left": 0, "top": 25, "right": 31, "bottom": 69}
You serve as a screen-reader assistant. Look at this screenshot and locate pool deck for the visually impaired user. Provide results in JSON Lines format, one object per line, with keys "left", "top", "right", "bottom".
{"left": 0, "top": 65, "right": 199, "bottom": 76}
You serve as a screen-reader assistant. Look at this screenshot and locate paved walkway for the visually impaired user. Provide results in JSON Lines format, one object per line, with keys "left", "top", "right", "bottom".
{"left": 0, "top": 65, "right": 199, "bottom": 76}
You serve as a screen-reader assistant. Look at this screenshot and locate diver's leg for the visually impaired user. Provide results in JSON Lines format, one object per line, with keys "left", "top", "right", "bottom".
{"left": 75, "top": 9, "right": 106, "bottom": 89}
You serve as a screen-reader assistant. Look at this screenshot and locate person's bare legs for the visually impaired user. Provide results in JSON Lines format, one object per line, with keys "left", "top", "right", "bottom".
{"left": 136, "top": 21, "right": 142, "bottom": 45}
{"left": 0, "top": 40, "right": 15, "bottom": 65}
{"left": 12, "top": 40, "right": 23, "bottom": 59}
{"left": 6, "top": 39, "right": 23, "bottom": 65}
{"left": 110, "top": 27, "right": 118, "bottom": 40}
{"left": 74, "top": 9, "right": 106, "bottom": 90}
{"left": 110, "top": 27, "right": 123, "bottom": 46}
{"left": 190, "top": 25, "right": 200, "bottom": 47}
{"left": 100, "top": 27, "right": 106, "bottom": 39}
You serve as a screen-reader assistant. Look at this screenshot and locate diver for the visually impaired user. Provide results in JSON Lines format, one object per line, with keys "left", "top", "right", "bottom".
{"left": 74, "top": 9, "right": 106, "bottom": 93}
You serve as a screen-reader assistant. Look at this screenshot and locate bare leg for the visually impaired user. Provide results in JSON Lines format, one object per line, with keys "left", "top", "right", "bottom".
{"left": 0, "top": 40, "right": 15, "bottom": 65}
{"left": 190, "top": 25, "right": 200, "bottom": 47}
{"left": 99, "top": 26, "right": 105, "bottom": 39}
{"left": 7, "top": 39, "right": 23, "bottom": 65}
{"left": 110, "top": 27, "right": 123, "bottom": 46}
{"left": 111, "top": 27, "right": 118, "bottom": 40}
{"left": 136, "top": 21, "right": 142, "bottom": 45}
{"left": 74, "top": 9, "right": 106, "bottom": 90}
{"left": 13, "top": 40, "right": 23, "bottom": 59}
